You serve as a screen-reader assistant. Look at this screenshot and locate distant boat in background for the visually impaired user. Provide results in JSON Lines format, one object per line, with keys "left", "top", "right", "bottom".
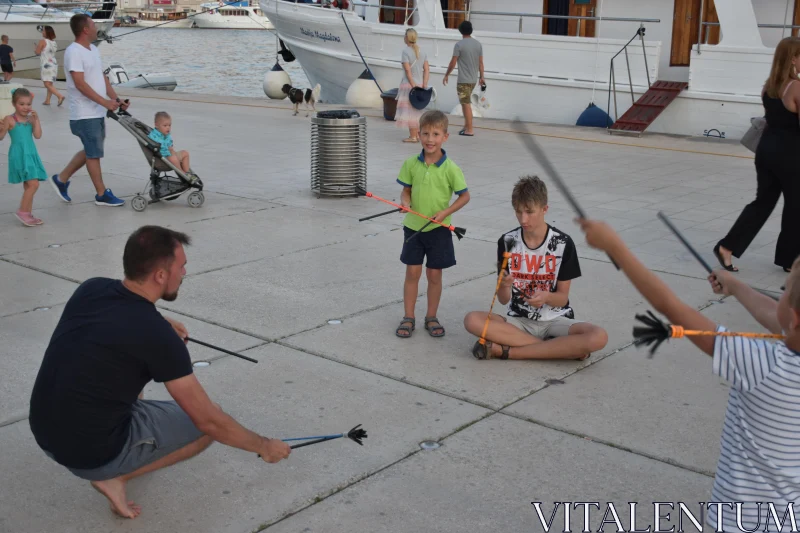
{"left": 193, "top": 0, "right": 273, "bottom": 29}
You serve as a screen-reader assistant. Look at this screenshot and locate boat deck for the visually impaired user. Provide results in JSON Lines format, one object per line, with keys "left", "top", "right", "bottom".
{"left": 0, "top": 81, "right": 787, "bottom": 533}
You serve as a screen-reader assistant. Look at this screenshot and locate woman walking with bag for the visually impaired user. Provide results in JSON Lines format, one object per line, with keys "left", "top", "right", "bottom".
{"left": 714, "top": 37, "right": 800, "bottom": 273}
{"left": 35, "top": 26, "right": 64, "bottom": 106}
{"left": 396, "top": 28, "right": 429, "bottom": 143}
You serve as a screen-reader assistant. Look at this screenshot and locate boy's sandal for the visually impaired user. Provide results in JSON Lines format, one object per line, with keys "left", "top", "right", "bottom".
{"left": 471, "top": 340, "right": 509, "bottom": 360}
{"left": 396, "top": 317, "right": 415, "bottom": 338}
{"left": 424, "top": 316, "right": 445, "bottom": 337}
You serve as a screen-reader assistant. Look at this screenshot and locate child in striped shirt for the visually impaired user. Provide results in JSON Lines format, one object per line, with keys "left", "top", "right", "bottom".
{"left": 579, "top": 218, "right": 800, "bottom": 532}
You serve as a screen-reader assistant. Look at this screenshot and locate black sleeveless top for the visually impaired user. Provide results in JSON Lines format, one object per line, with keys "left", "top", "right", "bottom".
{"left": 762, "top": 86, "right": 800, "bottom": 136}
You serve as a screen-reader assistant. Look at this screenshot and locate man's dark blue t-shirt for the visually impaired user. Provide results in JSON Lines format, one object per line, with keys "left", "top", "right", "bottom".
{"left": 29, "top": 278, "right": 193, "bottom": 470}
{"left": 0, "top": 44, "right": 13, "bottom": 65}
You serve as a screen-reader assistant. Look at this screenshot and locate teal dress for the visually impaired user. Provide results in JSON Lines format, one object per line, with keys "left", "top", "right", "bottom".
{"left": 8, "top": 116, "right": 47, "bottom": 184}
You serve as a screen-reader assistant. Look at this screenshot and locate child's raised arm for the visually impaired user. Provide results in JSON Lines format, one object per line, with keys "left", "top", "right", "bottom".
{"left": 578, "top": 218, "right": 717, "bottom": 356}
{"left": 710, "top": 270, "right": 782, "bottom": 334}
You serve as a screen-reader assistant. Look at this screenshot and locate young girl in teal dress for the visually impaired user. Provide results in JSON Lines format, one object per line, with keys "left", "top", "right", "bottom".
{"left": 1, "top": 88, "right": 46, "bottom": 226}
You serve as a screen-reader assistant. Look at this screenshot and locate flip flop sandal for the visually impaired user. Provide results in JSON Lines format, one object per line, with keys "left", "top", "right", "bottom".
{"left": 396, "top": 317, "right": 415, "bottom": 338}
{"left": 424, "top": 316, "right": 445, "bottom": 337}
{"left": 57, "top": 97, "right": 65, "bottom": 107}
{"left": 713, "top": 243, "right": 738, "bottom": 272}
{"left": 471, "top": 340, "right": 509, "bottom": 360}
{"left": 458, "top": 130, "right": 474, "bottom": 136}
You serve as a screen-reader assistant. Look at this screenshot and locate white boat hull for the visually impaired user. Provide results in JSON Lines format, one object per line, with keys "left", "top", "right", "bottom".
{"left": 134, "top": 18, "right": 194, "bottom": 28}
{"left": 260, "top": 0, "right": 763, "bottom": 139}
{"left": 193, "top": 11, "right": 273, "bottom": 29}
{"left": 115, "top": 73, "right": 177, "bottom": 91}
{"left": 0, "top": 18, "right": 114, "bottom": 80}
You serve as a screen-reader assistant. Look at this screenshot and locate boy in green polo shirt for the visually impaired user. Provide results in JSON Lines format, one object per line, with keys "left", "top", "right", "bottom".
{"left": 396, "top": 110, "right": 470, "bottom": 339}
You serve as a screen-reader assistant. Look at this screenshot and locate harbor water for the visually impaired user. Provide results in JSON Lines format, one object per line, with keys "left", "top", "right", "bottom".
{"left": 106, "top": 27, "right": 310, "bottom": 97}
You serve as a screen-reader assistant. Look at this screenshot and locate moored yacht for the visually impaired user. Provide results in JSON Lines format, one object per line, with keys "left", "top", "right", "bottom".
{"left": 193, "top": 0, "right": 273, "bottom": 29}
{"left": 260, "top": 0, "right": 792, "bottom": 139}
{"left": 134, "top": 8, "right": 195, "bottom": 28}
{"left": 0, "top": 0, "right": 115, "bottom": 79}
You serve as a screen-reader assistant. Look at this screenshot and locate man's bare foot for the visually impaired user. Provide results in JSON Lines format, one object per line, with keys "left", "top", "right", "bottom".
{"left": 90, "top": 478, "right": 142, "bottom": 518}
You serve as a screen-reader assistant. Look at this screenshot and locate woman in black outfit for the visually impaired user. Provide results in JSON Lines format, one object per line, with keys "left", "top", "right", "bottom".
{"left": 714, "top": 37, "right": 800, "bottom": 273}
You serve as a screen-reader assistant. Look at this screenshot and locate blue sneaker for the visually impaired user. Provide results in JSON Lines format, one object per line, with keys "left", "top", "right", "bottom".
{"left": 95, "top": 189, "right": 124, "bottom": 207}
{"left": 49, "top": 174, "right": 71, "bottom": 203}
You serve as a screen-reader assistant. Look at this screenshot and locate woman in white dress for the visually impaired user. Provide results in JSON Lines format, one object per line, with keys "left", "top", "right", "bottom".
{"left": 35, "top": 26, "right": 64, "bottom": 106}
{"left": 395, "top": 28, "right": 429, "bottom": 143}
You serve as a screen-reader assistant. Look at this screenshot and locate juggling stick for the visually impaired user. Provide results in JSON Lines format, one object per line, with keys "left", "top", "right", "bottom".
{"left": 187, "top": 337, "right": 258, "bottom": 364}
{"left": 405, "top": 220, "right": 434, "bottom": 243}
{"left": 259, "top": 425, "right": 367, "bottom": 457}
{"left": 512, "top": 119, "right": 619, "bottom": 269}
{"left": 478, "top": 251, "right": 511, "bottom": 346}
{"left": 656, "top": 211, "right": 780, "bottom": 302}
{"left": 359, "top": 208, "right": 402, "bottom": 222}
{"left": 356, "top": 187, "right": 466, "bottom": 240}
{"left": 632, "top": 311, "right": 785, "bottom": 357}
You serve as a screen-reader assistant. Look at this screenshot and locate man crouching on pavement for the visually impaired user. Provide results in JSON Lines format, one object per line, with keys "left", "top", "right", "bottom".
{"left": 28, "top": 225, "right": 290, "bottom": 519}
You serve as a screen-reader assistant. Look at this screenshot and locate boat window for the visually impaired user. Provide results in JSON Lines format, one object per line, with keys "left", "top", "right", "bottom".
{"left": 0, "top": 0, "right": 39, "bottom": 4}
{"left": 378, "top": 0, "right": 412, "bottom": 24}
{"left": 441, "top": 0, "right": 466, "bottom": 30}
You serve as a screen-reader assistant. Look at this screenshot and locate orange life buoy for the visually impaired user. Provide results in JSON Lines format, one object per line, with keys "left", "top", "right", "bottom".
{"left": 332, "top": 0, "right": 348, "bottom": 9}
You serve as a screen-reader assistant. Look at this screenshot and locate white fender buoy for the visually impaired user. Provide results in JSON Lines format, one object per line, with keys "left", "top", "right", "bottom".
{"left": 263, "top": 61, "right": 291, "bottom": 100}
{"left": 345, "top": 69, "right": 383, "bottom": 109}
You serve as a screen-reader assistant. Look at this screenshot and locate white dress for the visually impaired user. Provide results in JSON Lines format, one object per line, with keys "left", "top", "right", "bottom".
{"left": 39, "top": 40, "right": 58, "bottom": 83}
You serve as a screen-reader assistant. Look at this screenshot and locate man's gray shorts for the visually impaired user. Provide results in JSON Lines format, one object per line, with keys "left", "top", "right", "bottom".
{"left": 52, "top": 400, "right": 204, "bottom": 481}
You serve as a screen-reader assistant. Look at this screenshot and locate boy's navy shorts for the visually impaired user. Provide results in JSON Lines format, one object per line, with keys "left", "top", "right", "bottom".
{"left": 400, "top": 226, "right": 456, "bottom": 270}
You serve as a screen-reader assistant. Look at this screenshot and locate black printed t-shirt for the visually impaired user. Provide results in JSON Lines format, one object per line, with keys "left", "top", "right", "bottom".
{"left": 497, "top": 225, "right": 581, "bottom": 321}
{"left": 29, "top": 278, "right": 193, "bottom": 470}
{"left": 0, "top": 44, "right": 13, "bottom": 65}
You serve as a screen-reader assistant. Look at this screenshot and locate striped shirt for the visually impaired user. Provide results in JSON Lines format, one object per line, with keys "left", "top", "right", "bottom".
{"left": 709, "top": 327, "right": 800, "bottom": 532}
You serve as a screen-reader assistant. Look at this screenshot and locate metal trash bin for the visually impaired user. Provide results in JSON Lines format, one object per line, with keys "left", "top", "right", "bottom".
{"left": 310, "top": 110, "right": 367, "bottom": 197}
{"left": 380, "top": 88, "right": 398, "bottom": 121}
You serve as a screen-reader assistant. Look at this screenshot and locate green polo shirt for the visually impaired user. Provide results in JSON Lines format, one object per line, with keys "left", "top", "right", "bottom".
{"left": 397, "top": 149, "right": 468, "bottom": 232}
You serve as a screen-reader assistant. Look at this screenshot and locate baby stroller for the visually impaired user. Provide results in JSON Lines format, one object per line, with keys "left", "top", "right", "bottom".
{"left": 107, "top": 108, "right": 204, "bottom": 212}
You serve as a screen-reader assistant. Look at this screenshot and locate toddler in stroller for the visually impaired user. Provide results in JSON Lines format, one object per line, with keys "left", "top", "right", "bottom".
{"left": 107, "top": 108, "right": 204, "bottom": 212}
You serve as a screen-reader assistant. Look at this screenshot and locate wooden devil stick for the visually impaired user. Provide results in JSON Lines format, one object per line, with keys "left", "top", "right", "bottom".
{"left": 477, "top": 235, "right": 517, "bottom": 346}
{"left": 656, "top": 211, "right": 780, "bottom": 302}
{"left": 356, "top": 187, "right": 466, "bottom": 240}
{"left": 633, "top": 311, "right": 785, "bottom": 357}
{"left": 479, "top": 251, "right": 511, "bottom": 346}
{"left": 512, "top": 119, "right": 619, "bottom": 269}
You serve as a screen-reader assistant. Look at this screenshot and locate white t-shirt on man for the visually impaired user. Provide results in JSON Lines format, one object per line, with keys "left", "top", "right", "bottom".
{"left": 64, "top": 42, "right": 108, "bottom": 121}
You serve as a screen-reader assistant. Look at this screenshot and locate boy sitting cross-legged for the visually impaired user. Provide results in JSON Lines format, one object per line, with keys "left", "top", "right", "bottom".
{"left": 464, "top": 176, "right": 608, "bottom": 360}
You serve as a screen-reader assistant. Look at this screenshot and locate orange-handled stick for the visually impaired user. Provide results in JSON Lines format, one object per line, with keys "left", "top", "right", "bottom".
{"left": 479, "top": 252, "right": 511, "bottom": 345}
{"left": 359, "top": 190, "right": 466, "bottom": 239}
{"left": 668, "top": 325, "right": 785, "bottom": 340}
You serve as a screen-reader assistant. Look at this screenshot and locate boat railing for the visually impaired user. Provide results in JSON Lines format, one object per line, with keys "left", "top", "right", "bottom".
{"left": 2, "top": 0, "right": 115, "bottom": 21}
{"left": 697, "top": 21, "right": 800, "bottom": 50}
{"left": 282, "top": 2, "right": 659, "bottom": 32}
{"left": 442, "top": 9, "right": 660, "bottom": 35}
{"left": 606, "top": 25, "right": 650, "bottom": 126}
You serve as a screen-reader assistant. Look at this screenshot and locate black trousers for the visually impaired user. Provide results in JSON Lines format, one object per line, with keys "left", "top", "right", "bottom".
{"left": 719, "top": 135, "right": 800, "bottom": 269}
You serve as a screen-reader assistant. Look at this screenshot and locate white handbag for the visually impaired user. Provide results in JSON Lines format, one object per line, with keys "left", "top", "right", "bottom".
{"left": 740, "top": 116, "right": 766, "bottom": 153}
